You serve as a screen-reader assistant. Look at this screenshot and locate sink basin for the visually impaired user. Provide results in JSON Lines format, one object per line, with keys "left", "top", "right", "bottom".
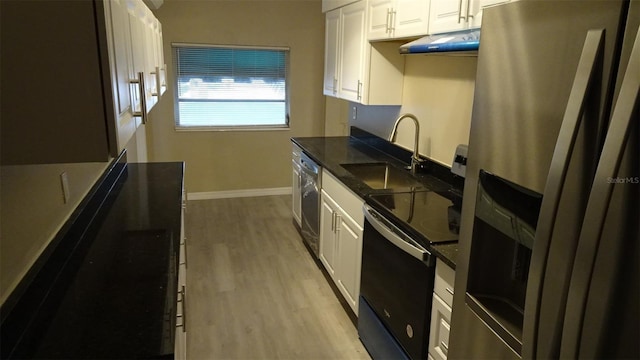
{"left": 341, "top": 163, "right": 424, "bottom": 190}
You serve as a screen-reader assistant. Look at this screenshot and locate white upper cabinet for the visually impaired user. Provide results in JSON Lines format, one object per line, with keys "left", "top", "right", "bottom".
{"left": 323, "top": 0, "right": 360, "bottom": 12}
{"left": 338, "top": 1, "right": 367, "bottom": 103}
{"left": 323, "top": 9, "right": 341, "bottom": 96}
{"left": 104, "top": 0, "right": 138, "bottom": 155}
{"left": 429, "top": 0, "right": 512, "bottom": 34}
{"left": 324, "top": 1, "right": 404, "bottom": 105}
{"left": 468, "top": 0, "right": 512, "bottom": 29}
{"left": 0, "top": 0, "right": 164, "bottom": 164}
{"left": 367, "top": 0, "right": 431, "bottom": 41}
{"left": 125, "top": 0, "right": 165, "bottom": 117}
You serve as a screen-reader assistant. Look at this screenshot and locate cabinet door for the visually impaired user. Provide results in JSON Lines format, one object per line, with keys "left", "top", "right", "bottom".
{"left": 155, "top": 21, "right": 166, "bottom": 96}
{"left": 104, "top": 0, "right": 137, "bottom": 153}
{"left": 428, "top": 0, "right": 466, "bottom": 34}
{"left": 319, "top": 192, "right": 338, "bottom": 279}
{"left": 128, "top": 10, "right": 146, "bottom": 120}
{"left": 338, "top": 0, "right": 367, "bottom": 103}
{"left": 323, "top": 9, "right": 341, "bottom": 96}
{"left": 468, "top": 0, "right": 511, "bottom": 29}
{"left": 429, "top": 294, "right": 452, "bottom": 360}
{"left": 367, "top": 0, "right": 394, "bottom": 41}
{"left": 393, "top": 0, "right": 430, "bottom": 38}
{"left": 143, "top": 16, "right": 158, "bottom": 109}
{"left": 176, "top": 197, "right": 187, "bottom": 360}
{"left": 336, "top": 212, "right": 363, "bottom": 315}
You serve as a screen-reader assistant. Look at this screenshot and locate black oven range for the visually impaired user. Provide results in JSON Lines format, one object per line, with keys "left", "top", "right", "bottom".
{"left": 358, "top": 189, "right": 459, "bottom": 360}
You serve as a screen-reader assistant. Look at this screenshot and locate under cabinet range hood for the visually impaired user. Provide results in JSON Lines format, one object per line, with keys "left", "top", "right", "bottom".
{"left": 399, "top": 29, "right": 480, "bottom": 55}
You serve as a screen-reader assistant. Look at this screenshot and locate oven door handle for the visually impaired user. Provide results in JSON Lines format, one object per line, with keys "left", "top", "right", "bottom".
{"left": 363, "top": 204, "right": 430, "bottom": 262}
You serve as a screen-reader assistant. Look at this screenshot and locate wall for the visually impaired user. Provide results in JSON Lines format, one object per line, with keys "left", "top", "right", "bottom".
{"left": 350, "top": 55, "right": 477, "bottom": 167}
{"left": 0, "top": 162, "right": 109, "bottom": 304}
{"left": 148, "top": 0, "right": 326, "bottom": 195}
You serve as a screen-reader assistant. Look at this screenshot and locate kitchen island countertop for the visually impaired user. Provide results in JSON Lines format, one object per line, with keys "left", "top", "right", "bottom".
{"left": 1, "top": 153, "right": 184, "bottom": 359}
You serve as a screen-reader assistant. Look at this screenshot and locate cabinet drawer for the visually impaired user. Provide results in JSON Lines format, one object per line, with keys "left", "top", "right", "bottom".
{"left": 429, "top": 293, "right": 452, "bottom": 360}
{"left": 434, "top": 258, "right": 455, "bottom": 306}
{"left": 321, "top": 170, "right": 364, "bottom": 227}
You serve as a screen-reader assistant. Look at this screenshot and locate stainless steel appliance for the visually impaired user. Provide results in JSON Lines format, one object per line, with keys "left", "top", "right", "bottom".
{"left": 450, "top": 1, "right": 639, "bottom": 359}
{"left": 300, "top": 152, "right": 321, "bottom": 257}
{"left": 359, "top": 189, "right": 459, "bottom": 359}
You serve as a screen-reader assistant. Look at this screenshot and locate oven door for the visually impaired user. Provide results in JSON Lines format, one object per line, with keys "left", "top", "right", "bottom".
{"left": 359, "top": 204, "right": 436, "bottom": 360}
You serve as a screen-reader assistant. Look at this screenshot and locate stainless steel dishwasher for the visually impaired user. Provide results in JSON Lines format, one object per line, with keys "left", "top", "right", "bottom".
{"left": 299, "top": 152, "right": 321, "bottom": 257}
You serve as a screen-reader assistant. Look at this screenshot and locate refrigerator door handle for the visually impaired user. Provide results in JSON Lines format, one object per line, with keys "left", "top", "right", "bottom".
{"left": 522, "top": 29, "right": 605, "bottom": 360}
{"left": 559, "top": 26, "right": 640, "bottom": 359}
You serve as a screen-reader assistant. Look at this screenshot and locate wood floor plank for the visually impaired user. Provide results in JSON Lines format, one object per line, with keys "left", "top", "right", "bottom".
{"left": 184, "top": 195, "right": 370, "bottom": 359}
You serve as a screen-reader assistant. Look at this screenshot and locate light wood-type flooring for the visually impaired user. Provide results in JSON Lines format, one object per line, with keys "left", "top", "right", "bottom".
{"left": 185, "top": 195, "right": 371, "bottom": 359}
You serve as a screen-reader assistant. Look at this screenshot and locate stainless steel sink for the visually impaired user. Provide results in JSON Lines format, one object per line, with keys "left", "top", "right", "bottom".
{"left": 341, "top": 162, "right": 424, "bottom": 190}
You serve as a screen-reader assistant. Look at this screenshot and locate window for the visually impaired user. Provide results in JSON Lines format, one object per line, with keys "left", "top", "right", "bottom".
{"left": 173, "top": 43, "right": 289, "bottom": 129}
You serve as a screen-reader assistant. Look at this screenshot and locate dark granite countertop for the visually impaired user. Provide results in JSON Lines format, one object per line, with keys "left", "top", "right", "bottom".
{"left": 1, "top": 153, "right": 184, "bottom": 359}
{"left": 292, "top": 128, "right": 460, "bottom": 270}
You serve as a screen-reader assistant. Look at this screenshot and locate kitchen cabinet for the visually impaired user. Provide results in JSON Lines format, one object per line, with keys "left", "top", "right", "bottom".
{"left": 323, "top": 1, "right": 405, "bottom": 105}
{"left": 0, "top": 0, "right": 165, "bottom": 165}
{"left": 323, "top": 9, "right": 341, "bottom": 96}
{"left": 338, "top": 1, "right": 367, "bottom": 102}
{"left": 104, "top": 0, "right": 139, "bottom": 157}
{"left": 319, "top": 171, "right": 364, "bottom": 315}
{"left": 429, "top": 259, "right": 455, "bottom": 360}
{"left": 428, "top": 0, "right": 512, "bottom": 34}
{"left": 367, "top": 0, "right": 431, "bottom": 41}
{"left": 291, "top": 144, "right": 303, "bottom": 227}
{"left": 322, "top": 0, "right": 360, "bottom": 12}
{"left": 175, "top": 188, "right": 188, "bottom": 360}
{"left": 126, "top": 0, "right": 165, "bottom": 114}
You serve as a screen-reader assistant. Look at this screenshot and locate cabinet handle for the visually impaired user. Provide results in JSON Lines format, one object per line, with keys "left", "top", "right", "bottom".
{"left": 331, "top": 211, "right": 336, "bottom": 231}
{"left": 162, "top": 63, "right": 167, "bottom": 87}
{"left": 446, "top": 287, "right": 454, "bottom": 296}
{"left": 184, "top": 237, "right": 188, "bottom": 268}
{"left": 458, "top": 0, "right": 466, "bottom": 23}
{"left": 357, "top": 80, "right": 362, "bottom": 101}
{"left": 335, "top": 214, "right": 341, "bottom": 231}
{"left": 440, "top": 341, "right": 449, "bottom": 353}
{"left": 389, "top": 9, "right": 396, "bottom": 32}
{"left": 466, "top": 0, "right": 474, "bottom": 19}
{"left": 154, "top": 65, "right": 162, "bottom": 97}
{"left": 130, "top": 72, "right": 148, "bottom": 124}
{"left": 386, "top": 8, "right": 391, "bottom": 33}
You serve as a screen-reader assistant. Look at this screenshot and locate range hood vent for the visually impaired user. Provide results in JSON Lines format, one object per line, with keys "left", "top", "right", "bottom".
{"left": 399, "top": 29, "right": 480, "bottom": 55}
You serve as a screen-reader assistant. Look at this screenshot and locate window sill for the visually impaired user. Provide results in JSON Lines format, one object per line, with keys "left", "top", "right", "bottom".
{"left": 174, "top": 125, "right": 290, "bottom": 132}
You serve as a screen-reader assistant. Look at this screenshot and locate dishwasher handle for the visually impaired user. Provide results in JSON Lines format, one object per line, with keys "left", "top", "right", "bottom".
{"left": 363, "top": 204, "right": 431, "bottom": 262}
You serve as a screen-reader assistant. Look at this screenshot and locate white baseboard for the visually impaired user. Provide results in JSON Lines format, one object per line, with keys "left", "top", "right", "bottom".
{"left": 188, "top": 187, "right": 292, "bottom": 200}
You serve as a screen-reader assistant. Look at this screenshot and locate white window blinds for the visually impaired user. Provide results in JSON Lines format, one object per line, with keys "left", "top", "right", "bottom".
{"left": 173, "top": 44, "right": 289, "bottom": 129}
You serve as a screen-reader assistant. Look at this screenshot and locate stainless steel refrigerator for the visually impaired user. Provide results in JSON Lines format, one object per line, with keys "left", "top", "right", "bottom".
{"left": 449, "top": 1, "right": 639, "bottom": 359}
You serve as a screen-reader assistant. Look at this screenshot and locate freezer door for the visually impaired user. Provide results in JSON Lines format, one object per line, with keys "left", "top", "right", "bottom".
{"left": 560, "top": 18, "right": 639, "bottom": 359}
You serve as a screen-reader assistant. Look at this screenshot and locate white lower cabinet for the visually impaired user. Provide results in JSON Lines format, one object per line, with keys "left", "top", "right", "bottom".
{"left": 319, "top": 171, "right": 364, "bottom": 315}
{"left": 429, "top": 259, "right": 455, "bottom": 360}
{"left": 175, "top": 190, "right": 188, "bottom": 360}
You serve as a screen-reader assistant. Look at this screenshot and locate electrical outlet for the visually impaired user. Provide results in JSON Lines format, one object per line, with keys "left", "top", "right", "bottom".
{"left": 352, "top": 106, "right": 357, "bottom": 120}
{"left": 60, "top": 172, "right": 70, "bottom": 204}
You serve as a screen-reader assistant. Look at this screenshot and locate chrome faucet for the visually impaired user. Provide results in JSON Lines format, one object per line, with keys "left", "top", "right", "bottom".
{"left": 389, "top": 113, "right": 424, "bottom": 173}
